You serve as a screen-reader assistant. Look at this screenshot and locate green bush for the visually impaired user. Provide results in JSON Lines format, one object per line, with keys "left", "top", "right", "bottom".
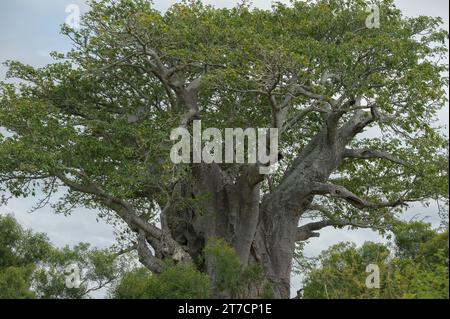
{"left": 0, "top": 265, "right": 36, "bottom": 299}
{"left": 204, "top": 238, "right": 273, "bottom": 298}
{"left": 112, "top": 262, "right": 211, "bottom": 299}
{"left": 113, "top": 238, "right": 274, "bottom": 299}
{"left": 203, "top": 238, "right": 242, "bottom": 295}
{"left": 301, "top": 222, "right": 449, "bottom": 299}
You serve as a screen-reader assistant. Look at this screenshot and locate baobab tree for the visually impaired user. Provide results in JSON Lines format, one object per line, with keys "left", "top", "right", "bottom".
{"left": 0, "top": 0, "right": 448, "bottom": 298}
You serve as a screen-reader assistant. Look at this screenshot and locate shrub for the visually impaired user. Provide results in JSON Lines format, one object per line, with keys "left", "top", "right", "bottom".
{"left": 112, "top": 262, "right": 211, "bottom": 299}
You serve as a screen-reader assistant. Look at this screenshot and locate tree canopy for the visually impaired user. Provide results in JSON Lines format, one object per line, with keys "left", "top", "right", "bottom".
{"left": 0, "top": 0, "right": 448, "bottom": 298}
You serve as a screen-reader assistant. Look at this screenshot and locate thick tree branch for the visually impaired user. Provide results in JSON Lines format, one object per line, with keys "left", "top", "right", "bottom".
{"left": 310, "top": 182, "right": 406, "bottom": 209}
{"left": 296, "top": 203, "right": 378, "bottom": 241}
{"left": 343, "top": 148, "right": 409, "bottom": 167}
{"left": 296, "top": 216, "right": 375, "bottom": 241}
{"left": 338, "top": 109, "right": 375, "bottom": 144}
{"left": 296, "top": 221, "right": 328, "bottom": 241}
{"left": 137, "top": 230, "right": 164, "bottom": 274}
{"left": 53, "top": 171, "right": 193, "bottom": 264}
{"left": 55, "top": 171, "right": 162, "bottom": 238}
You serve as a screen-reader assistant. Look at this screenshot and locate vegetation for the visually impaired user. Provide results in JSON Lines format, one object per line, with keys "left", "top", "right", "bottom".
{"left": 0, "top": 0, "right": 448, "bottom": 298}
{"left": 0, "top": 215, "right": 448, "bottom": 299}
{"left": 0, "top": 214, "right": 128, "bottom": 299}
{"left": 300, "top": 221, "right": 449, "bottom": 299}
{"left": 112, "top": 263, "right": 211, "bottom": 299}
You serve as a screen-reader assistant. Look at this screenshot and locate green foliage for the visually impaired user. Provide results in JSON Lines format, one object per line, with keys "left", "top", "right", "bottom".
{"left": 301, "top": 221, "right": 449, "bottom": 299}
{"left": 0, "top": 215, "right": 52, "bottom": 269}
{"left": 0, "top": 214, "right": 52, "bottom": 298}
{"left": 204, "top": 238, "right": 242, "bottom": 294}
{"left": 301, "top": 242, "right": 389, "bottom": 298}
{"left": 112, "top": 262, "right": 211, "bottom": 299}
{"left": 113, "top": 239, "right": 273, "bottom": 299}
{"left": 0, "top": 0, "right": 448, "bottom": 299}
{"left": 32, "top": 243, "right": 128, "bottom": 299}
{"left": 0, "top": 265, "right": 36, "bottom": 299}
{"left": 0, "top": 0, "right": 447, "bottom": 237}
{"left": 204, "top": 238, "right": 272, "bottom": 298}
{"left": 0, "top": 214, "right": 127, "bottom": 299}
{"left": 111, "top": 267, "right": 155, "bottom": 299}
{"left": 393, "top": 221, "right": 436, "bottom": 259}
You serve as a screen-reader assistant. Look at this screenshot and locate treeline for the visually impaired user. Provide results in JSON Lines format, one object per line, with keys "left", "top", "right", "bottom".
{"left": 296, "top": 221, "right": 449, "bottom": 299}
{"left": 0, "top": 214, "right": 448, "bottom": 299}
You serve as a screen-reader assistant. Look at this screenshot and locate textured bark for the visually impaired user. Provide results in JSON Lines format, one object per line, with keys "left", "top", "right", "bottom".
{"left": 159, "top": 125, "right": 348, "bottom": 298}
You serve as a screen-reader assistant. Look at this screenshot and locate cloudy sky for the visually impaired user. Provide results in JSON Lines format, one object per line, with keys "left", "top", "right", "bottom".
{"left": 0, "top": 0, "right": 448, "bottom": 297}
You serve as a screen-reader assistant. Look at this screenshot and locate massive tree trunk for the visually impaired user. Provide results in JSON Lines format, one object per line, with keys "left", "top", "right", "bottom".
{"left": 162, "top": 128, "right": 344, "bottom": 299}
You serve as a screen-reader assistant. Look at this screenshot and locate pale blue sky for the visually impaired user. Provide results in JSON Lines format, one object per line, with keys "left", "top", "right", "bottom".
{"left": 0, "top": 0, "right": 448, "bottom": 297}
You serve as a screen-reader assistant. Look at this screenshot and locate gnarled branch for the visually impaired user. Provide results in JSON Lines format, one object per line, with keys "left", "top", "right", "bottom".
{"left": 343, "top": 148, "right": 409, "bottom": 167}
{"left": 296, "top": 204, "right": 376, "bottom": 241}
{"left": 310, "top": 182, "right": 407, "bottom": 209}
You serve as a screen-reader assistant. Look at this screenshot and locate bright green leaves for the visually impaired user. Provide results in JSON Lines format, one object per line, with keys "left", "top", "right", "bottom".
{"left": 33, "top": 242, "right": 129, "bottom": 299}
{"left": 0, "top": 215, "right": 52, "bottom": 269}
{"left": 112, "top": 238, "right": 272, "bottom": 299}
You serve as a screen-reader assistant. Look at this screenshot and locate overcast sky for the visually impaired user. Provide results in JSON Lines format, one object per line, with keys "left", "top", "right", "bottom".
{"left": 0, "top": 0, "right": 448, "bottom": 297}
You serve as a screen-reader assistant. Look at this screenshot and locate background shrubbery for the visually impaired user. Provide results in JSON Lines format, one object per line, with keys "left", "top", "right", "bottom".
{"left": 299, "top": 221, "right": 449, "bottom": 299}
{"left": 1, "top": 214, "right": 448, "bottom": 299}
